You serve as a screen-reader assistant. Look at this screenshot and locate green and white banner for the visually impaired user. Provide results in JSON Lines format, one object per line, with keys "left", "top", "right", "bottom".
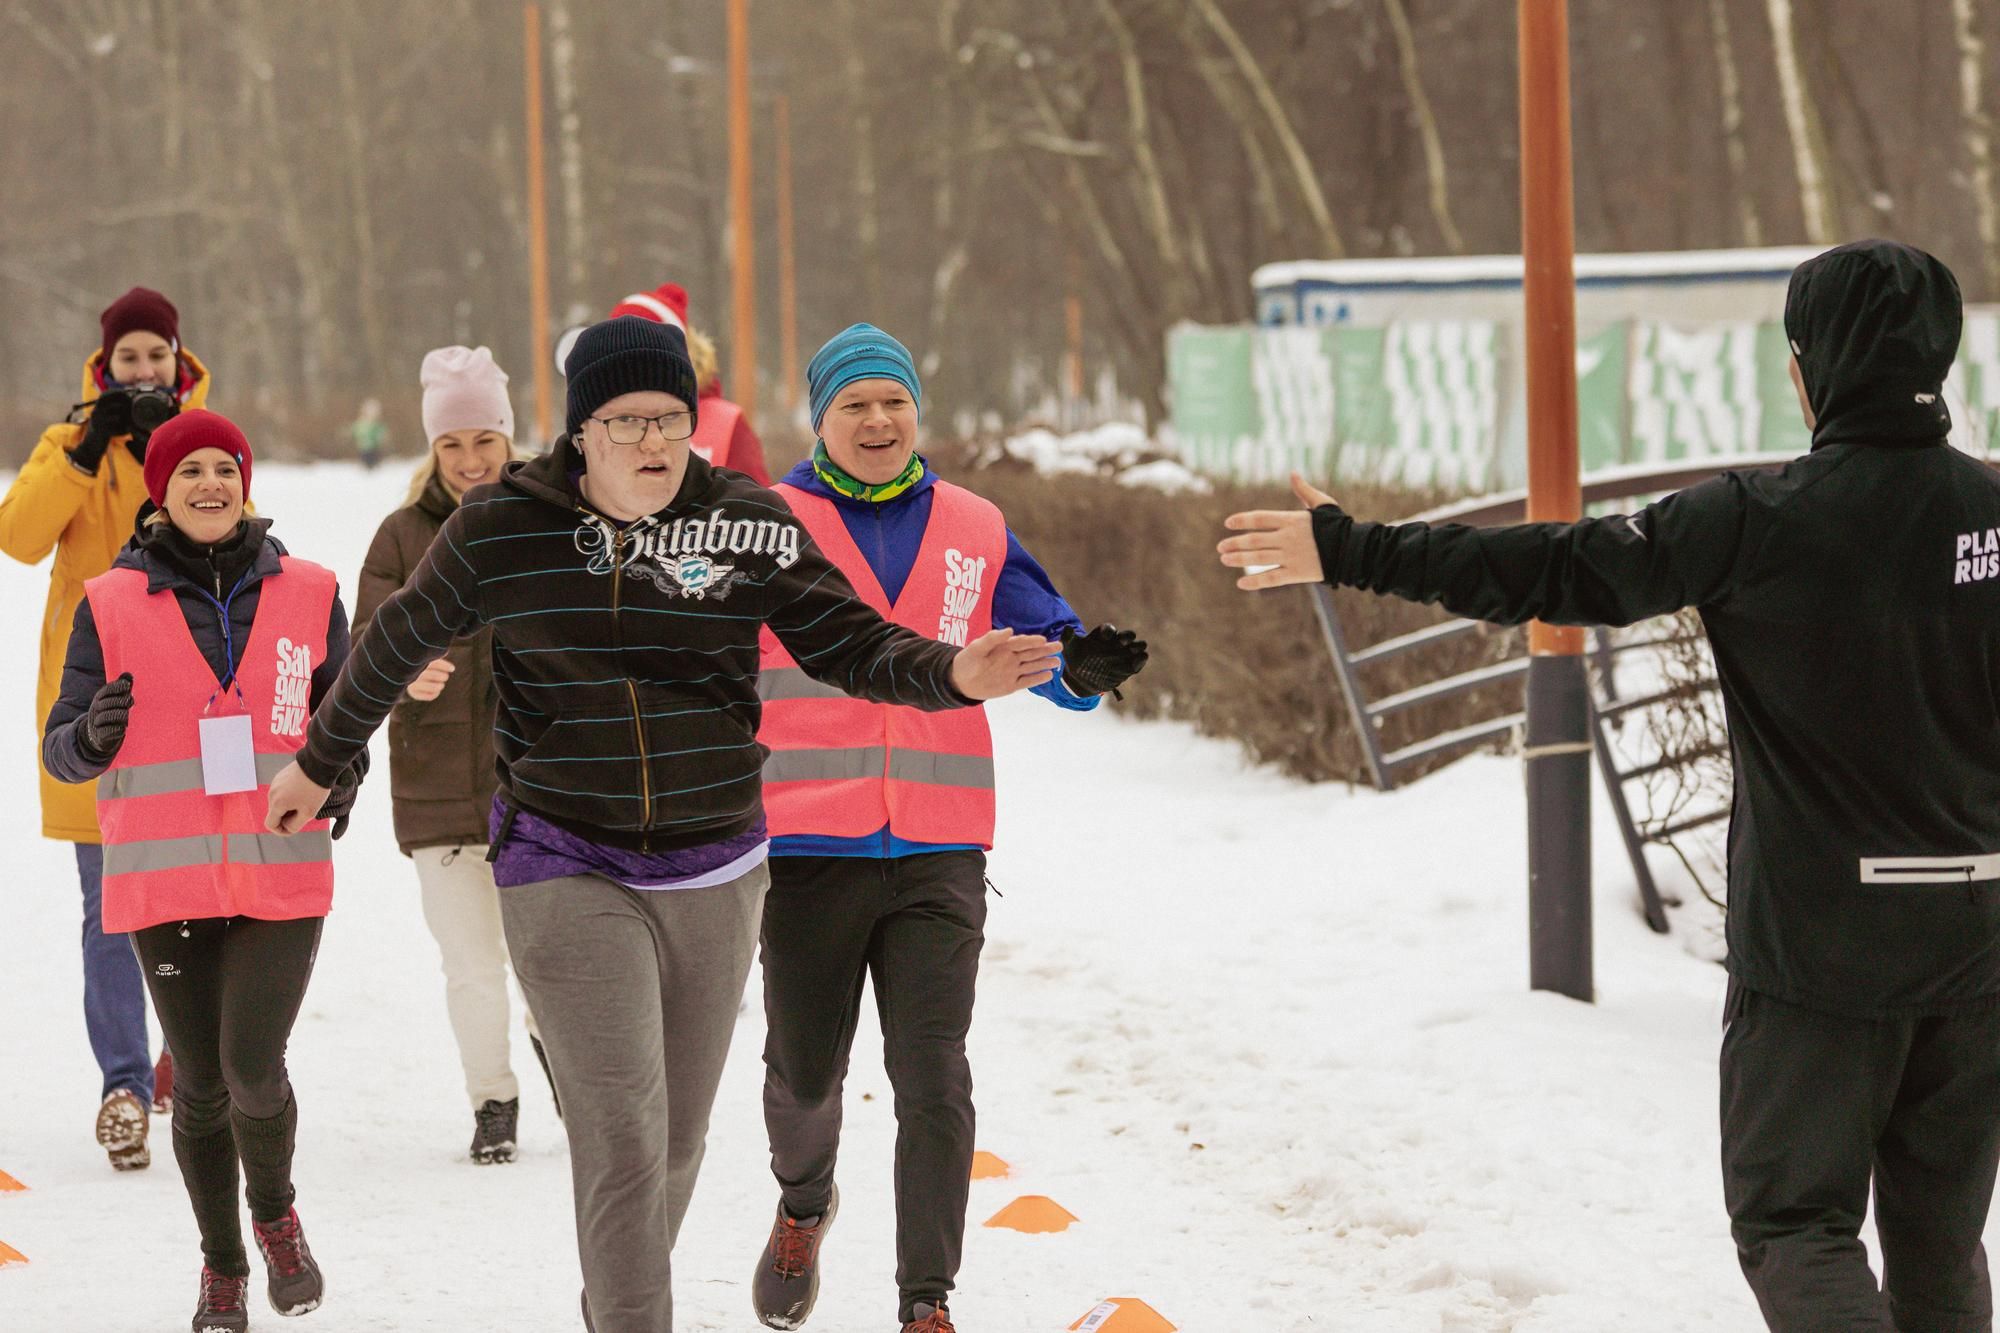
{"left": 1168, "top": 313, "right": 2000, "bottom": 490}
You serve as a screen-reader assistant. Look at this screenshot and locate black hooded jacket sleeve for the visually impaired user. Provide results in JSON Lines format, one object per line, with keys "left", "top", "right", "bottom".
{"left": 1313, "top": 470, "right": 1764, "bottom": 628}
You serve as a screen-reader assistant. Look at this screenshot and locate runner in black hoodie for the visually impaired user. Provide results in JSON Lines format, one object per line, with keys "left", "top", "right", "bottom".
{"left": 1219, "top": 240, "right": 2000, "bottom": 1330}
{"left": 264, "top": 317, "right": 1059, "bottom": 1332}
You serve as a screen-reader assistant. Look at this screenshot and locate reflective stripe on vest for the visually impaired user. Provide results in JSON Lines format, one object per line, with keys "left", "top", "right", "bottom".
{"left": 87, "top": 556, "right": 338, "bottom": 933}
{"left": 104, "top": 829, "right": 334, "bottom": 876}
{"left": 690, "top": 397, "right": 743, "bottom": 469}
{"left": 757, "top": 480, "right": 1004, "bottom": 847}
{"left": 758, "top": 746, "right": 997, "bottom": 789}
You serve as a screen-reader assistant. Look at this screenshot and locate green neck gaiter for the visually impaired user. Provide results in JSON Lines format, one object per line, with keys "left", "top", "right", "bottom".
{"left": 812, "top": 441, "right": 925, "bottom": 503}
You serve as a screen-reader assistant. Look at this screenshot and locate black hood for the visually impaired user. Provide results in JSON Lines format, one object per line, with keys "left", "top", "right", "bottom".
{"left": 1783, "top": 239, "right": 1960, "bottom": 450}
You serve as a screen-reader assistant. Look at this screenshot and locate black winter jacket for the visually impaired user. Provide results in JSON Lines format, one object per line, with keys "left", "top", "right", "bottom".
{"left": 44, "top": 515, "right": 361, "bottom": 810}
{"left": 1314, "top": 240, "right": 2000, "bottom": 1018}
{"left": 298, "top": 440, "right": 970, "bottom": 854}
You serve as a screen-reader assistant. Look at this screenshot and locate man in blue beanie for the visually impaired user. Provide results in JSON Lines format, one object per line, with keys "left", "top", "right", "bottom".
{"left": 749, "top": 324, "right": 1150, "bottom": 1333}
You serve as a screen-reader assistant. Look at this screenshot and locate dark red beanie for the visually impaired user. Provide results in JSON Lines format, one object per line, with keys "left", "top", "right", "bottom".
{"left": 100, "top": 287, "right": 180, "bottom": 365}
{"left": 143, "top": 409, "right": 252, "bottom": 507}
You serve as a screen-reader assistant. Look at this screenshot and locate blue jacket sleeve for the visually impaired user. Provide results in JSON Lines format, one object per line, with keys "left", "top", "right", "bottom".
{"left": 43, "top": 598, "right": 112, "bottom": 782}
{"left": 992, "top": 528, "right": 1099, "bottom": 712}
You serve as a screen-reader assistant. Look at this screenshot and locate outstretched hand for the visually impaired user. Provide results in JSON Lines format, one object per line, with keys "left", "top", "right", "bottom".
{"left": 949, "top": 629, "right": 1061, "bottom": 701}
{"left": 1217, "top": 473, "right": 1339, "bottom": 590}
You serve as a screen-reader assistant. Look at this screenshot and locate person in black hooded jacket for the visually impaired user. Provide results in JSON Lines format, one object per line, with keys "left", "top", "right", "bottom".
{"left": 1218, "top": 240, "right": 2000, "bottom": 1330}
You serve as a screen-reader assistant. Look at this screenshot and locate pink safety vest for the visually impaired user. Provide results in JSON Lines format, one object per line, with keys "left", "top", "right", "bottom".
{"left": 87, "top": 556, "right": 338, "bottom": 933}
{"left": 758, "top": 480, "right": 1005, "bottom": 848}
{"left": 690, "top": 397, "right": 743, "bottom": 469}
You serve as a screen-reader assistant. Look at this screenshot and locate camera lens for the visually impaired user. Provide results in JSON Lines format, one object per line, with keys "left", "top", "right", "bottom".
{"left": 129, "top": 388, "right": 178, "bottom": 433}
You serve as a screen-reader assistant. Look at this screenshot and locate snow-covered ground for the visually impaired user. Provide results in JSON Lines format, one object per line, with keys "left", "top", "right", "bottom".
{"left": 0, "top": 462, "right": 1798, "bottom": 1330}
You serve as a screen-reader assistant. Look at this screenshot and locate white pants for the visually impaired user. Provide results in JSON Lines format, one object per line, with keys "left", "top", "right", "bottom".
{"left": 412, "top": 844, "right": 540, "bottom": 1107}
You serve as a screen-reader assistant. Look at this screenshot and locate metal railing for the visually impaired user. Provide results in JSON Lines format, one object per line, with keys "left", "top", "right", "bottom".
{"left": 1312, "top": 457, "right": 1780, "bottom": 933}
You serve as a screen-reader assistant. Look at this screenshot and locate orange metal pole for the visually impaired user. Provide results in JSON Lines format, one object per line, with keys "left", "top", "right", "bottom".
{"left": 728, "top": 0, "right": 758, "bottom": 424}
{"left": 1519, "top": 0, "right": 1592, "bottom": 1003}
{"left": 1520, "top": 0, "right": 1583, "bottom": 658}
{"left": 524, "top": 4, "right": 554, "bottom": 443}
{"left": 775, "top": 93, "right": 801, "bottom": 420}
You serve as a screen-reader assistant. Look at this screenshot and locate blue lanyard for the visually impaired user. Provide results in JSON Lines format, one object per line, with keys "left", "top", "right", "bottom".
{"left": 197, "top": 568, "right": 253, "bottom": 705}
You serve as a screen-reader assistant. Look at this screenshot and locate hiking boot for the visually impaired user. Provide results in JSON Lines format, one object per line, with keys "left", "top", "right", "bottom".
{"left": 96, "top": 1088, "right": 150, "bottom": 1171}
{"left": 753, "top": 1184, "right": 839, "bottom": 1329}
{"left": 530, "top": 1033, "right": 562, "bottom": 1119}
{"left": 252, "top": 1206, "right": 324, "bottom": 1315}
{"left": 471, "top": 1097, "right": 519, "bottom": 1164}
{"left": 902, "top": 1302, "right": 957, "bottom": 1333}
{"left": 191, "top": 1265, "right": 250, "bottom": 1333}
{"left": 153, "top": 1049, "right": 175, "bottom": 1114}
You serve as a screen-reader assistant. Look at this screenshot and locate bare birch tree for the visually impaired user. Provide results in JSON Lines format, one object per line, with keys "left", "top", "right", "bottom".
{"left": 1765, "top": 0, "right": 1834, "bottom": 243}
{"left": 1954, "top": 0, "right": 2000, "bottom": 293}
{"left": 1704, "top": 0, "right": 1763, "bottom": 248}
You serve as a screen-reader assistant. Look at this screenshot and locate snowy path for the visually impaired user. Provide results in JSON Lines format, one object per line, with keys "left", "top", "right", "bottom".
{"left": 0, "top": 463, "right": 1793, "bottom": 1330}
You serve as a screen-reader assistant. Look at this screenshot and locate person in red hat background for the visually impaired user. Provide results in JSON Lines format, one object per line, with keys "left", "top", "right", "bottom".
{"left": 0, "top": 286, "right": 211, "bottom": 1171}
{"left": 43, "top": 407, "right": 363, "bottom": 1333}
{"left": 563, "top": 282, "right": 773, "bottom": 484}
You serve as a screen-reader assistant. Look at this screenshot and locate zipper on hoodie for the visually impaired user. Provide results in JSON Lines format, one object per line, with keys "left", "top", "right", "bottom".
{"left": 602, "top": 521, "right": 655, "bottom": 853}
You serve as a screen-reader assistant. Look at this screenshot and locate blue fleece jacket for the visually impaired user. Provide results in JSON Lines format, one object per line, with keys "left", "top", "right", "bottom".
{"left": 772, "top": 457, "right": 1093, "bottom": 858}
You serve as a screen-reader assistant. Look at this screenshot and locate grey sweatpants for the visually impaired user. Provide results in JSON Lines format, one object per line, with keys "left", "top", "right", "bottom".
{"left": 499, "top": 862, "right": 769, "bottom": 1333}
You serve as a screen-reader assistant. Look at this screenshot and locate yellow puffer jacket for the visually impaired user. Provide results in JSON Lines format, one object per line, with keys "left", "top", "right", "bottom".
{"left": 0, "top": 349, "right": 213, "bottom": 842}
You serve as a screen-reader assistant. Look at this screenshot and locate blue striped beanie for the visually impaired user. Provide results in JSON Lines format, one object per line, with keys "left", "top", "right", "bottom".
{"left": 806, "top": 324, "right": 922, "bottom": 433}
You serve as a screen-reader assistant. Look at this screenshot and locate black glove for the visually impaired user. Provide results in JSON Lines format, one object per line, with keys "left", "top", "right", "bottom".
{"left": 70, "top": 391, "right": 132, "bottom": 474}
{"left": 1060, "top": 625, "right": 1149, "bottom": 700}
{"left": 81, "top": 672, "right": 134, "bottom": 761}
{"left": 316, "top": 750, "right": 370, "bottom": 840}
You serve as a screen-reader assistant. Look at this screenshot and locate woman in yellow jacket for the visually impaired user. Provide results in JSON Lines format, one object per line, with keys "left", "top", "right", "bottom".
{"left": 0, "top": 286, "right": 210, "bottom": 1172}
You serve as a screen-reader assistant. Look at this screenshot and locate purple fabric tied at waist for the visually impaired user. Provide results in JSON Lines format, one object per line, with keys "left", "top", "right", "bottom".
{"left": 489, "top": 798, "right": 769, "bottom": 891}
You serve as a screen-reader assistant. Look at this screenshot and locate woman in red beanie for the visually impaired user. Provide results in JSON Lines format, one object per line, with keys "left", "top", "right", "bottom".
{"left": 42, "top": 408, "right": 365, "bottom": 1332}
{"left": 0, "top": 286, "right": 211, "bottom": 1171}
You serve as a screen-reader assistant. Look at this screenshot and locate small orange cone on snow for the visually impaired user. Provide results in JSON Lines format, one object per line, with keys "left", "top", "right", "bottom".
{"left": 0, "top": 1171, "right": 25, "bottom": 1192}
{"left": 0, "top": 1240, "right": 27, "bottom": 1267}
{"left": 982, "top": 1195, "right": 1077, "bottom": 1234}
{"left": 1070, "top": 1297, "right": 1177, "bottom": 1332}
{"left": 969, "top": 1151, "right": 1010, "bottom": 1180}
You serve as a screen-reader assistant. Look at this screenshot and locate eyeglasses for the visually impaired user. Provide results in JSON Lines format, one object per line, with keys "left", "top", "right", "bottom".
{"left": 590, "top": 412, "right": 695, "bottom": 445}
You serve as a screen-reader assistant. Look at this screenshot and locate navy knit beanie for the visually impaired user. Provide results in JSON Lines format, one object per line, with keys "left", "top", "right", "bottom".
{"left": 807, "top": 324, "right": 921, "bottom": 433}
{"left": 563, "top": 316, "right": 699, "bottom": 437}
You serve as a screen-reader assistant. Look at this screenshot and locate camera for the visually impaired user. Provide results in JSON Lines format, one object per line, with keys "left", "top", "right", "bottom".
{"left": 128, "top": 384, "right": 179, "bottom": 435}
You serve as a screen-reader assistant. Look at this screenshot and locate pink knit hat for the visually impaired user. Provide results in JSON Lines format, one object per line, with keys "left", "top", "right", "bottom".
{"left": 420, "top": 345, "right": 515, "bottom": 442}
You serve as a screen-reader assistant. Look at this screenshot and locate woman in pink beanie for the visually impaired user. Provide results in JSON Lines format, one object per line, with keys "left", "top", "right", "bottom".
{"left": 353, "top": 346, "right": 553, "bottom": 1165}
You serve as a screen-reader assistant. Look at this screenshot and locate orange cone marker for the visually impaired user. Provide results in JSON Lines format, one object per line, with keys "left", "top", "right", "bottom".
{"left": 969, "top": 1151, "right": 1010, "bottom": 1181}
{"left": 1070, "top": 1297, "right": 1177, "bottom": 1332}
{"left": 0, "top": 1241, "right": 27, "bottom": 1268}
{"left": 0, "top": 1171, "right": 24, "bottom": 1193}
{"left": 982, "top": 1195, "right": 1077, "bottom": 1234}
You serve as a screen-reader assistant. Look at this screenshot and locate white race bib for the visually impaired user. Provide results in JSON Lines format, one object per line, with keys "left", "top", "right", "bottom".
{"left": 198, "top": 713, "right": 257, "bottom": 796}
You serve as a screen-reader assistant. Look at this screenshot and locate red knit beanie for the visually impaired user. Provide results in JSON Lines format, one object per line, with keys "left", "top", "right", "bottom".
{"left": 143, "top": 409, "right": 252, "bottom": 507}
{"left": 608, "top": 282, "right": 689, "bottom": 331}
{"left": 100, "top": 287, "right": 181, "bottom": 365}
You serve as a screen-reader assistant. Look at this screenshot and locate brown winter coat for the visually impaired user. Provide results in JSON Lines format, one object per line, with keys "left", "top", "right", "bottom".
{"left": 355, "top": 473, "right": 497, "bottom": 854}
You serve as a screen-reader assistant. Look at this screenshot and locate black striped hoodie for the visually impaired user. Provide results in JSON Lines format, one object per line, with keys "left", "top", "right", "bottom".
{"left": 299, "top": 438, "right": 968, "bottom": 852}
